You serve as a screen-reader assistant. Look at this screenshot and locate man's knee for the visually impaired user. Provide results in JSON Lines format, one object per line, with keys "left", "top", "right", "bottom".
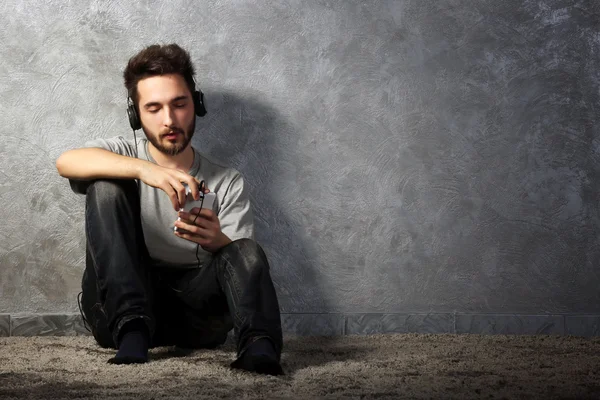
{"left": 226, "top": 238, "right": 264, "bottom": 256}
{"left": 222, "top": 238, "right": 269, "bottom": 271}
{"left": 86, "top": 179, "right": 138, "bottom": 209}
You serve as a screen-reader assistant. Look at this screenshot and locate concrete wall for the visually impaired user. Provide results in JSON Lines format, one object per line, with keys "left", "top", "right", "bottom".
{"left": 0, "top": 0, "right": 599, "bottom": 336}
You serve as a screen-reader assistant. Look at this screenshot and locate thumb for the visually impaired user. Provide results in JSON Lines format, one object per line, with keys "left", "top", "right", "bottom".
{"left": 195, "top": 178, "right": 210, "bottom": 193}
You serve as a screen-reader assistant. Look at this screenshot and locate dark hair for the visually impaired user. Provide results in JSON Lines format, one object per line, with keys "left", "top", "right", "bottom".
{"left": 123, "top": 43, "right": 196, "bottom": 106}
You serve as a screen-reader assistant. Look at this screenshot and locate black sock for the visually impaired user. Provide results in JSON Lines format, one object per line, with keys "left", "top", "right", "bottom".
{"left": 230, "top": 337, "right": 284, "bottom": 376}
{"left": 108, "top": 319, "right": 149, "bottom": 365}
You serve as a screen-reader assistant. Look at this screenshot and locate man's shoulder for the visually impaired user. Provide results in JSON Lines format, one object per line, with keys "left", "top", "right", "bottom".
{"left": 85, "top": 135, "right": 135, "bottom": 145}
{"left": 83, "top": 135, "right": 139, "bottom": 157}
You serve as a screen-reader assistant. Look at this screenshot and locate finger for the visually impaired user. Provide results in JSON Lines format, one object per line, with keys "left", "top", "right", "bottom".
{"left": 174, "top": 220, "right": 200, "bottom": 235}
{"left": 201, "top": 208, "right": 216, "bottom": 220}
{"left": 173, "top": 226, "right": 191, "bottom": 235}
{"left": 171, "top": 180, "right": 186, "bottom": 209}
{"left": 195, "top": 179, "right": 210, "bottom": 194}
{"left": 163, "top": 184, "right": 180, "bottom": 210}
{"left": 174, "top": 220, "right": 209, "bottom": 237}
{"left": 186, "top": 178, "right": 200, "bottom": 200}
{"left": 174, "top": 230, "right": 209, "bottom": 246}
{"left": 177, "top": 213, "right": 211, "bottom": 229}
{"left": 184, "top": 208, "right": 214, "bottom": 221}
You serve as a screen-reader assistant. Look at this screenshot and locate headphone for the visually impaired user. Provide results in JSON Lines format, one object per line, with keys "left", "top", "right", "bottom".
{"left": 126, "top": 83, "right": 207, "bottom": 131}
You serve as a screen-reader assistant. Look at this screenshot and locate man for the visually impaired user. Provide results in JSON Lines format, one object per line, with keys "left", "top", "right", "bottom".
{"left": 55, "top": 43, "right": 284, "bottom": 376}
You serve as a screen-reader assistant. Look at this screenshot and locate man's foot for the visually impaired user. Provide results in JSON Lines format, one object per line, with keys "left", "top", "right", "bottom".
{"left": 230, "top": 337, "right": 284, "bottom": 376}
{"left": 108, "top": 319, "right": 149, "bottom": 365}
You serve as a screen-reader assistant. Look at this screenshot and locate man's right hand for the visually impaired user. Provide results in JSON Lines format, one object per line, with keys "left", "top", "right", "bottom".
{"left": 138, "top": 163, "right": 209, "bottom": 211}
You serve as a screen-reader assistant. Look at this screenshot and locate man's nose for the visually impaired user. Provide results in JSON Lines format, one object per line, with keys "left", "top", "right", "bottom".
{"left": 163, "top": 107, "right": 175, "bottom": 126}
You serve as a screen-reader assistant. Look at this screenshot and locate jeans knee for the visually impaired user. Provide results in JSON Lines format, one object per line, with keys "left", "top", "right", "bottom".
{"left": 229, "top": 238, "right": 262, "bottom": 255}
{"left": 223, "top": 238, "right": 268, "bottom": 272}
{"left": 86, "top": 179, "right": 137, "bottom": 210}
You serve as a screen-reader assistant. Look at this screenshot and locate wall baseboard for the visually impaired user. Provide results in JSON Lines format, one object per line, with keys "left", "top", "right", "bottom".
{"left": 1, "top": 313, "right": 598, "bottom": 337}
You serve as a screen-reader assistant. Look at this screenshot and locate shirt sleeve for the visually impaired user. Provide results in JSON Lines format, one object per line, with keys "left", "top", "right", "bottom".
{"left": 218, "top": 172, "right": 255, "bottom": 241}
{"left": 68, "top": 136, "right": 139, "bottom": 194}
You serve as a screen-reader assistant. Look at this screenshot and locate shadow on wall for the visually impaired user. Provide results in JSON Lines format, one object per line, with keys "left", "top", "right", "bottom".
{"left": 192, "top": 89, "right": 334, "bottom": 325}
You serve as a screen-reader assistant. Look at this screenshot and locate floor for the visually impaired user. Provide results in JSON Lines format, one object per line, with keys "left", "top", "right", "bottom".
{"left": 1, "top": 333, "right": 599, "bottom": 399}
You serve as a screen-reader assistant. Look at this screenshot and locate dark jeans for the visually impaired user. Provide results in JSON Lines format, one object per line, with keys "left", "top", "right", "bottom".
{"left": 79, "top": 179, "right": 283, "bottom": 361}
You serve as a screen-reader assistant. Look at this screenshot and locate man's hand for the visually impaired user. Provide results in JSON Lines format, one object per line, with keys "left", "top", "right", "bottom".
{"left": 174, "top": 207, "right": 232, "bottom": 252}
{"left": 138, "top": 163, "right": 208, "bottom": 211}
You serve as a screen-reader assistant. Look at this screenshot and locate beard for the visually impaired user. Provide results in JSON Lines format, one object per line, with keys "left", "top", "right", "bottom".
{"left": 143, "top": 117, "right": 196, "bottom": 156}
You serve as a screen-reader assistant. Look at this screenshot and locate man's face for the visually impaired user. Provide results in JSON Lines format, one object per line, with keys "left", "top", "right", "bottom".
{"left": 136, "top": 74, "right": 196, "bottom": 156}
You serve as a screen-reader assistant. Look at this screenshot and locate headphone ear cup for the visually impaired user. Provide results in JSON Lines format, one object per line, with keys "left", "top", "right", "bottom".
{"left": 193, "top": 90, "right": 207, "bottom": 117}
{"left": 127, "top": 99, "right": 142, "bottom": 130}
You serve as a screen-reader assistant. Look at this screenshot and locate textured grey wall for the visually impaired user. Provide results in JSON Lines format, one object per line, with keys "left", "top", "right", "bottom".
{"left": 0, "top": 1, "right": 599, "bottom": 330}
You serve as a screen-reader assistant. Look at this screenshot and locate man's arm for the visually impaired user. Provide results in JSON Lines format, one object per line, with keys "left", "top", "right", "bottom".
{"left": 218, "top": 172, "right": 255, "bottom": 241}
{"left": 55, "top": 144, "right": 204, "bottom": 211}
{"left": 55, "top": 147, "right": 148, "bottom": 181}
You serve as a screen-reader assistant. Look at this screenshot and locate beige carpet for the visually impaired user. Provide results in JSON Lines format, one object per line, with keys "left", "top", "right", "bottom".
{"left": 1, "top": 333, "right": 599, "bottom": 399}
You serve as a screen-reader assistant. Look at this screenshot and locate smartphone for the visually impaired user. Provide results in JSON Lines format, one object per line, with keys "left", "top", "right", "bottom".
{"left": 173, "top": 191, "right": 217, "bottom": 233}
{"left": 181, "top": 191, "right": 216, "bottom": 213}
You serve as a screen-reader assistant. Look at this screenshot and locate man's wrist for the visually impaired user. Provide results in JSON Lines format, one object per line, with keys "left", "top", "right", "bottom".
{"left": 133, "top": 159, "right": 151, "bottom": 180}
{"left": 219, "top": 233, "right": 233, "bottom": 248}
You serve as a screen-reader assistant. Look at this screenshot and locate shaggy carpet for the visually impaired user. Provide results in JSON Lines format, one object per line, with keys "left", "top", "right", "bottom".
{"left": 1, "top": 333, "right": 599, "bottom": 399}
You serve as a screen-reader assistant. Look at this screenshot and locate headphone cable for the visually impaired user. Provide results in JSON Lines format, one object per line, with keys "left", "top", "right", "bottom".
{"left": 192, "top": 180, "right": 205, "bottom": 268}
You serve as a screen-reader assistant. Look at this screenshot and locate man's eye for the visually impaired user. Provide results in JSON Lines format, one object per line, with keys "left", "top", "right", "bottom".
{"left": 175, "top": 103, "right": 186, "bottom": 108}
{"left": 148, "top": 109, "right": 159, "bottom": 113}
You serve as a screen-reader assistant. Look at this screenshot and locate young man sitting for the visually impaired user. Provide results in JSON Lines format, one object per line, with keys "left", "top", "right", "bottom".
{"left": 55, "top": 43, "right": 284, "bottom": 376}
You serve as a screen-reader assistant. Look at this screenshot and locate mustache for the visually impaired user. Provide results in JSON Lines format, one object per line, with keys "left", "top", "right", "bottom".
{"left": 160, "top": 127, "right": 184, "bottom": 136}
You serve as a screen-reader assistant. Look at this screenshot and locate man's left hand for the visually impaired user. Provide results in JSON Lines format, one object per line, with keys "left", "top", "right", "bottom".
{"left": 174, "top": 207, "right": 232, "bottom": 253}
